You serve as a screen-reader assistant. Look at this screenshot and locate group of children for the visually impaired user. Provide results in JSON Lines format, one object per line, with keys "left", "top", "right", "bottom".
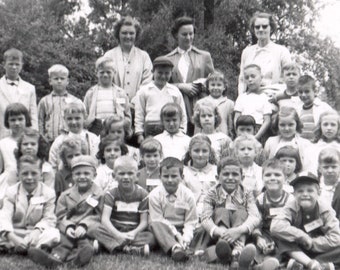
{"left": 0, "top": 46, "right": 339, "bottom": 270}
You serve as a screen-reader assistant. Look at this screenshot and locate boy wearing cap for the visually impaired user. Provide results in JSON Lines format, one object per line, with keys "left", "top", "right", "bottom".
{"left": 135, "top": 56, "right": 187, "bottom": 144}
{"left": 0, "top": 48, "right": 38, "bottom": 138}
{"left": 271, "top": 172, "right": 340, "bottom": 270}
{"left": 28, "top": 155, "right": 103, "bottom": 268}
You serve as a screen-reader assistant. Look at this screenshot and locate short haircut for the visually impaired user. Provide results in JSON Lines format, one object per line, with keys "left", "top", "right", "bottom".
{"left": 249, "top": 12, "right": 277, "bottom": 36}
{"left": 233, "top": 134, "right": 262, "bottom": 155}
{"left": 59, "top": 138, "right": 87, "bottom": 168}
{"left": 96, "top": 134, "right": 128, "bottom": 164}
{"left": 193, "top": 100, "right": 222, "bottom": 129}
{"left": 235, "top": 115, "right": 256, "bottom": 129}
{"left": 313, "top": 110, "right": 340, "bottom": 143}
{"left": 244, "top": 64, "right": 261, "bottom": 73}
{"left": 114, "top": 155, "right": 138, "bottom": 172}
{"left": 160, "top": 157, "right": 183, "bottom": 175}
{"left": 140, "top": 138, "right": 163, "bottom": 156}
{"left": 101, "top": 114, "right": 132, "bottom": 139}
{"left": 205, "top": 69, "right": 227, "bottom": 93}
{"left": 4, "top": 48, "right": 23, "bottom": 62}
{"left": 272, "top": 106, "right": 303, "bottom": 134}
{"left": 17, "top": 154, "right": 42, "bottom": 172}
{"left": 183, "top": 134, "right": 217, "bottom": 165}
{"left": 15, "top": 128, "right": 50, "bottom": 161}
{"left": 171, "top": 16, "right": 195, "bottom": 38}
{"left": 64, "top": 102, "right": 86, "bottom": 117}
{"left": 95, "top": 56, "right": 115, "bottom": 71}
{"left": 275, "top": 145, "right": 303, "bottom": 173}
{"left": 114, "top": 16, "right": 142, "bottom": 42}
{"left": 217, "top": 157, "right": 242, "bottom": 175}
{"left": 48, "top": 64, "right": 69, "bottom": 77}
{"left": 318, "top": 147, "right": 340, "bottom": 165}
{"left": 282, "top": 62, "right": 301, "bottom": 74}
{"left": 160, "top": 103, "right": 183, "bottom": 122}
{"left": 298, "top": 75, "right": 316, "bottom": 91}
{"left": 262, "top": 158, "right": 285, "bottom": 175}
{"left": 4, "top": 103, "right": 32, "bottom": 128}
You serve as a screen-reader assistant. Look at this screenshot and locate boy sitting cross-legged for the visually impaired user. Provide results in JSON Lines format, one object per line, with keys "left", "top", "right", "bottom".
{"left": 149, "top": 157, "right": 198, "bottom": 262}
{"left": 240, "top": 159, "right": 294, "bottom": 270}
{"left": 95, "top": 156, "right": 155, "bottom": 256}
{"left": 271, "top": 172, "right": 340, "bottom": 270}
{"left": 198, "top": 157, "right": 261, "bottom": 269}
{"left": 28, "top": 155, "right": 103, "bottom": 267}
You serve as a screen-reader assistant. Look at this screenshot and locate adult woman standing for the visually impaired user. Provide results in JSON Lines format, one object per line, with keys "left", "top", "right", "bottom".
{"left": 166, "top": 16, "right": 214, "bottom": 135}
{"left": 104, "top": 16, "right": 153, "bottom": 104}
{"left": 238, "top": 12, "right": 292, "bottom": 95}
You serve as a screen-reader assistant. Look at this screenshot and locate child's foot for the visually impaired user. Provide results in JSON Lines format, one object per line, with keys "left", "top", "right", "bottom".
{"left": 320, "top": 262, "right": 335, "bottom": 270}
{"left": 171, "top": 246, "right": 189, "bottom": 262}
{"left": 229, "top": 251, "right": 240, "bottom": 270}
{"left": 28, "top": 247, "right": 63, "bottom": 268}
{"left": 215, "top": 239, "right": 232, "bottom": 264}
{"left": 123, "top": 244, "right": 150, "bottom": 256}
{"left": 307, "top": 260, "right": 322, "bottom": 270}
{"left": 258, "top": 258, "right": 280, "bottom": 270}
{"left": 287, "top": 259, "right": 304, "bottom": 270}
{"left": 238, "top": 244, "right": 256, "bottom": 270}
{"left": 74, "top": 245, "right": 94, "bottom": 267}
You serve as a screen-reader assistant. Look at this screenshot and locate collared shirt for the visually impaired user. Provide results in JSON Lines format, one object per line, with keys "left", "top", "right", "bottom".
{"left": 94, "top": 164, "right": 117, "bottom": 192}
{"left": 320, "top": 176, "right": 339, "bottom": 207}
{"left": 134, "top": 82, "right": 187, "bottom": 134}
{"left": 242, "top": 163, "right": 263, "bottom": 197}
{"left": 149, "top": 184, "right": 198, "bottom": 243}
{"left": 201, "top": 183, "right": 261, "bottom": 236}
{"left": 137, "top": 167, "right": 161, "bottom": 192}
{"left": 177, "top": 46, "right": 192, "bottom": 83}
{"left": 154, "top": 131, "right": 190, "bottom": 160}
{"left": 38, "top": 91, "right": 84, "bottom": 141}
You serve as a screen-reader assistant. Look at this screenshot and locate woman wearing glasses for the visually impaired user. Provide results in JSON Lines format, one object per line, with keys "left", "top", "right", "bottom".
{"left": 238, "top": 12, "right": 292, "bottom": 95}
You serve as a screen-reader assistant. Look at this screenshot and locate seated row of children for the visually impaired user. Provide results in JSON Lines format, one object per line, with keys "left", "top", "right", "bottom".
{"left": 1, "top": 147, "right": 340, "bottom": 270}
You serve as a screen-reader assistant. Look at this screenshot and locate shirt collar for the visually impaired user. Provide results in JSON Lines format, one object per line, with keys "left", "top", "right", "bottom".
{"left": 255, "top": 41, "right": 274, "bottom": 51}
{"left": 177, "top": 46, "right": 192, "bottom": 54}
{"left": 219, "top": 183, "right": 237, "bottom": 198}
{"left": 188, "top": 161, "right": 213, "bottom": 174}
{"left": 52, "top": 91, "right": 68, "bottom": 97}
{"left": 6, "top": 77, "right": 19, "bottom": 86}
{"left": 164, "top": 130, "right": 185, "bottom": 137}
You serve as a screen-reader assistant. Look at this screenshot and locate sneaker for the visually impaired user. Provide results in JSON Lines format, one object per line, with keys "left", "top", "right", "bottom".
{"left": 171, "top": 246, "right": 189, "bottom": 262}
{"left": 261, "top": 258, "right": 280, "bottom": 270}
{"left": 28, "top": 247, "right": 63, "bottom": 268}
{"left": 307, "top": 259, "right": 321, "bottom": 270}
{"left": 215, "top": 239, "right": 232, "bottom": 264}
{"left": 93, "top": 239, "right": 99, "bottom": 254}
{"left": 321, "top": 262, "right": 335, "bottom": 270}
{"left": 73, "top": 245, "right": 94, "bottom": 267}
{"left": 123, "top": 244, "right": 150, "bottom": 256}
{"left": 238, "top": 244, "right": 256, "bottom": 270}
{"left": 287, "top": 258, "right": 304, "bottom": 270}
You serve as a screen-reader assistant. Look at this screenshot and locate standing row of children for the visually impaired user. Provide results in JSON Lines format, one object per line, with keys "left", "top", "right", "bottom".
{"left": 0, "top": 46, "right": 340, "bottom": 270}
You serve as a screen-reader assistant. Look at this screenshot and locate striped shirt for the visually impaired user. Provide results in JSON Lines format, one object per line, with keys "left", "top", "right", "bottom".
{"left": 104, "top": 184, "right": 148, "bottom": 231}
{"left": 300, "top": 107, "right": 315, "bottom": 141}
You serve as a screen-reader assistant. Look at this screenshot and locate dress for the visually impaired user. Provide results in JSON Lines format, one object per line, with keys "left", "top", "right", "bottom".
{"left": 0, "top": 137, "right": 18, "bottom": 200}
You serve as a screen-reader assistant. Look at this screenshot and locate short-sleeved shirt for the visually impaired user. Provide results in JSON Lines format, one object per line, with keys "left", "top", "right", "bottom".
{"left": 234, "top": 92, "right": 272, "bottom": 124}
{"left": 300, "top": 107, "right": 315, "bottom": 141}
{"left": 104, "top": 184, "right": 148, "bottom": 231}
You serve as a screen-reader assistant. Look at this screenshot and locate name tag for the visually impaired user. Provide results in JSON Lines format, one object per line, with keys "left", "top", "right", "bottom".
{"left": 30, "top": 196, "right": 46, "bottom": 205}
{"left": 116, "top": 201, "right": 139, "bottom": 212}
{"left": 86, "top": 196, "right": 99, "bottom": 208}
{"left": 269, "top": 207, "right": 283, "bottom": 216}
{"left": 304, "top": 218, "right": 323, "bottom": 233}
{"left": 116, "top": 98, "right": 125, "bottom": 104}
{"left": 146, "top": 179, "right": 162, "bottom": 187}
{"left": 174, "top": 201, "right": 188, "bottom": 210}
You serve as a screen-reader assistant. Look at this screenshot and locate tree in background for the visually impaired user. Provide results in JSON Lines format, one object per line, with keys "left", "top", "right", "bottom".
{"left": 0, "top": 0, "right": 339, "bottom": 109}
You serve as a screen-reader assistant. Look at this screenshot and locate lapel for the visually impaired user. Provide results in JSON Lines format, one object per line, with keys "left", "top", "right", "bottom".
{"left": 0, "top": 76, "right": 14, "bottom": 105}
{"left": 25, "top": 183, "right": 42, "bottom": 220}
{"left": 186, "top": 49, "right": 196, "bottom": 82}
{"left": 116, "top": 46, "right": 125, "bottom": 86}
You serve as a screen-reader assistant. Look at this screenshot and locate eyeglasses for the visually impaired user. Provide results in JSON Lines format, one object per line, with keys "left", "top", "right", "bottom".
{"left": 254, "top": 24, "right": 269, "bottom": 30}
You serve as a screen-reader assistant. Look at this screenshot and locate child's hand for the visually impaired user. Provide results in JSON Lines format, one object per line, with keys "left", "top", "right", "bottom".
{"left": 256, "top": 236, "right": 267, "bottom": 251}
{"left": 126, "top": 231, "right": 137, "bottom": 241}
{"left": 26, "top": 229, "right": 41, "bottom": 247}
{"left": 8, "top": 233, "right": 28, "bottom": 250}
{"left": 137, "top": 134, "right": 144, "bottom": 145}
{"left": 179, "top": 83, "right": 199, "bottom": 97}
{"left": 75, "top": 226, "right": 87, "bottom": 238}
{"left": 214, "top": 226, "right": 228, "bottom": 238}
{"left": 175, "top": 233, "right": 186, "bottom": 249}
{"left": 66, "top": 227, "right": 76, "bottom": 239}
{"left": 222, "top": 227, "right": 242, "bottom": 244}
{"left": 297, "top": 234, "right": 313, "bottom": 250}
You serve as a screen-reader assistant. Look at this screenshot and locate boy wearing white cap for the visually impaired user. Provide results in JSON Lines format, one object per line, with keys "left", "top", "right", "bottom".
{"left": 28, "top": 155, "right": 103, "bottom": 267}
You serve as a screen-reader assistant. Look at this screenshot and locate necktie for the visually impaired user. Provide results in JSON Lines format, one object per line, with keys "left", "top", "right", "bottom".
{"left": 27, "top": 193, "right": 33, "bottom": 204}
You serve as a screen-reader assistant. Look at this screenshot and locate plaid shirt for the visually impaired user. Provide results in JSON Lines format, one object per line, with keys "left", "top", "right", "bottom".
{"left": 201, "top": 183, "right": 261, "bottom": 235}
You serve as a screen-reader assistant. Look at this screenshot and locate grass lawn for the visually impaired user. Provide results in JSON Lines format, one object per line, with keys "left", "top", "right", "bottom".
{"left": 0, "top": 251, "right": 229, "bottom": 270}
